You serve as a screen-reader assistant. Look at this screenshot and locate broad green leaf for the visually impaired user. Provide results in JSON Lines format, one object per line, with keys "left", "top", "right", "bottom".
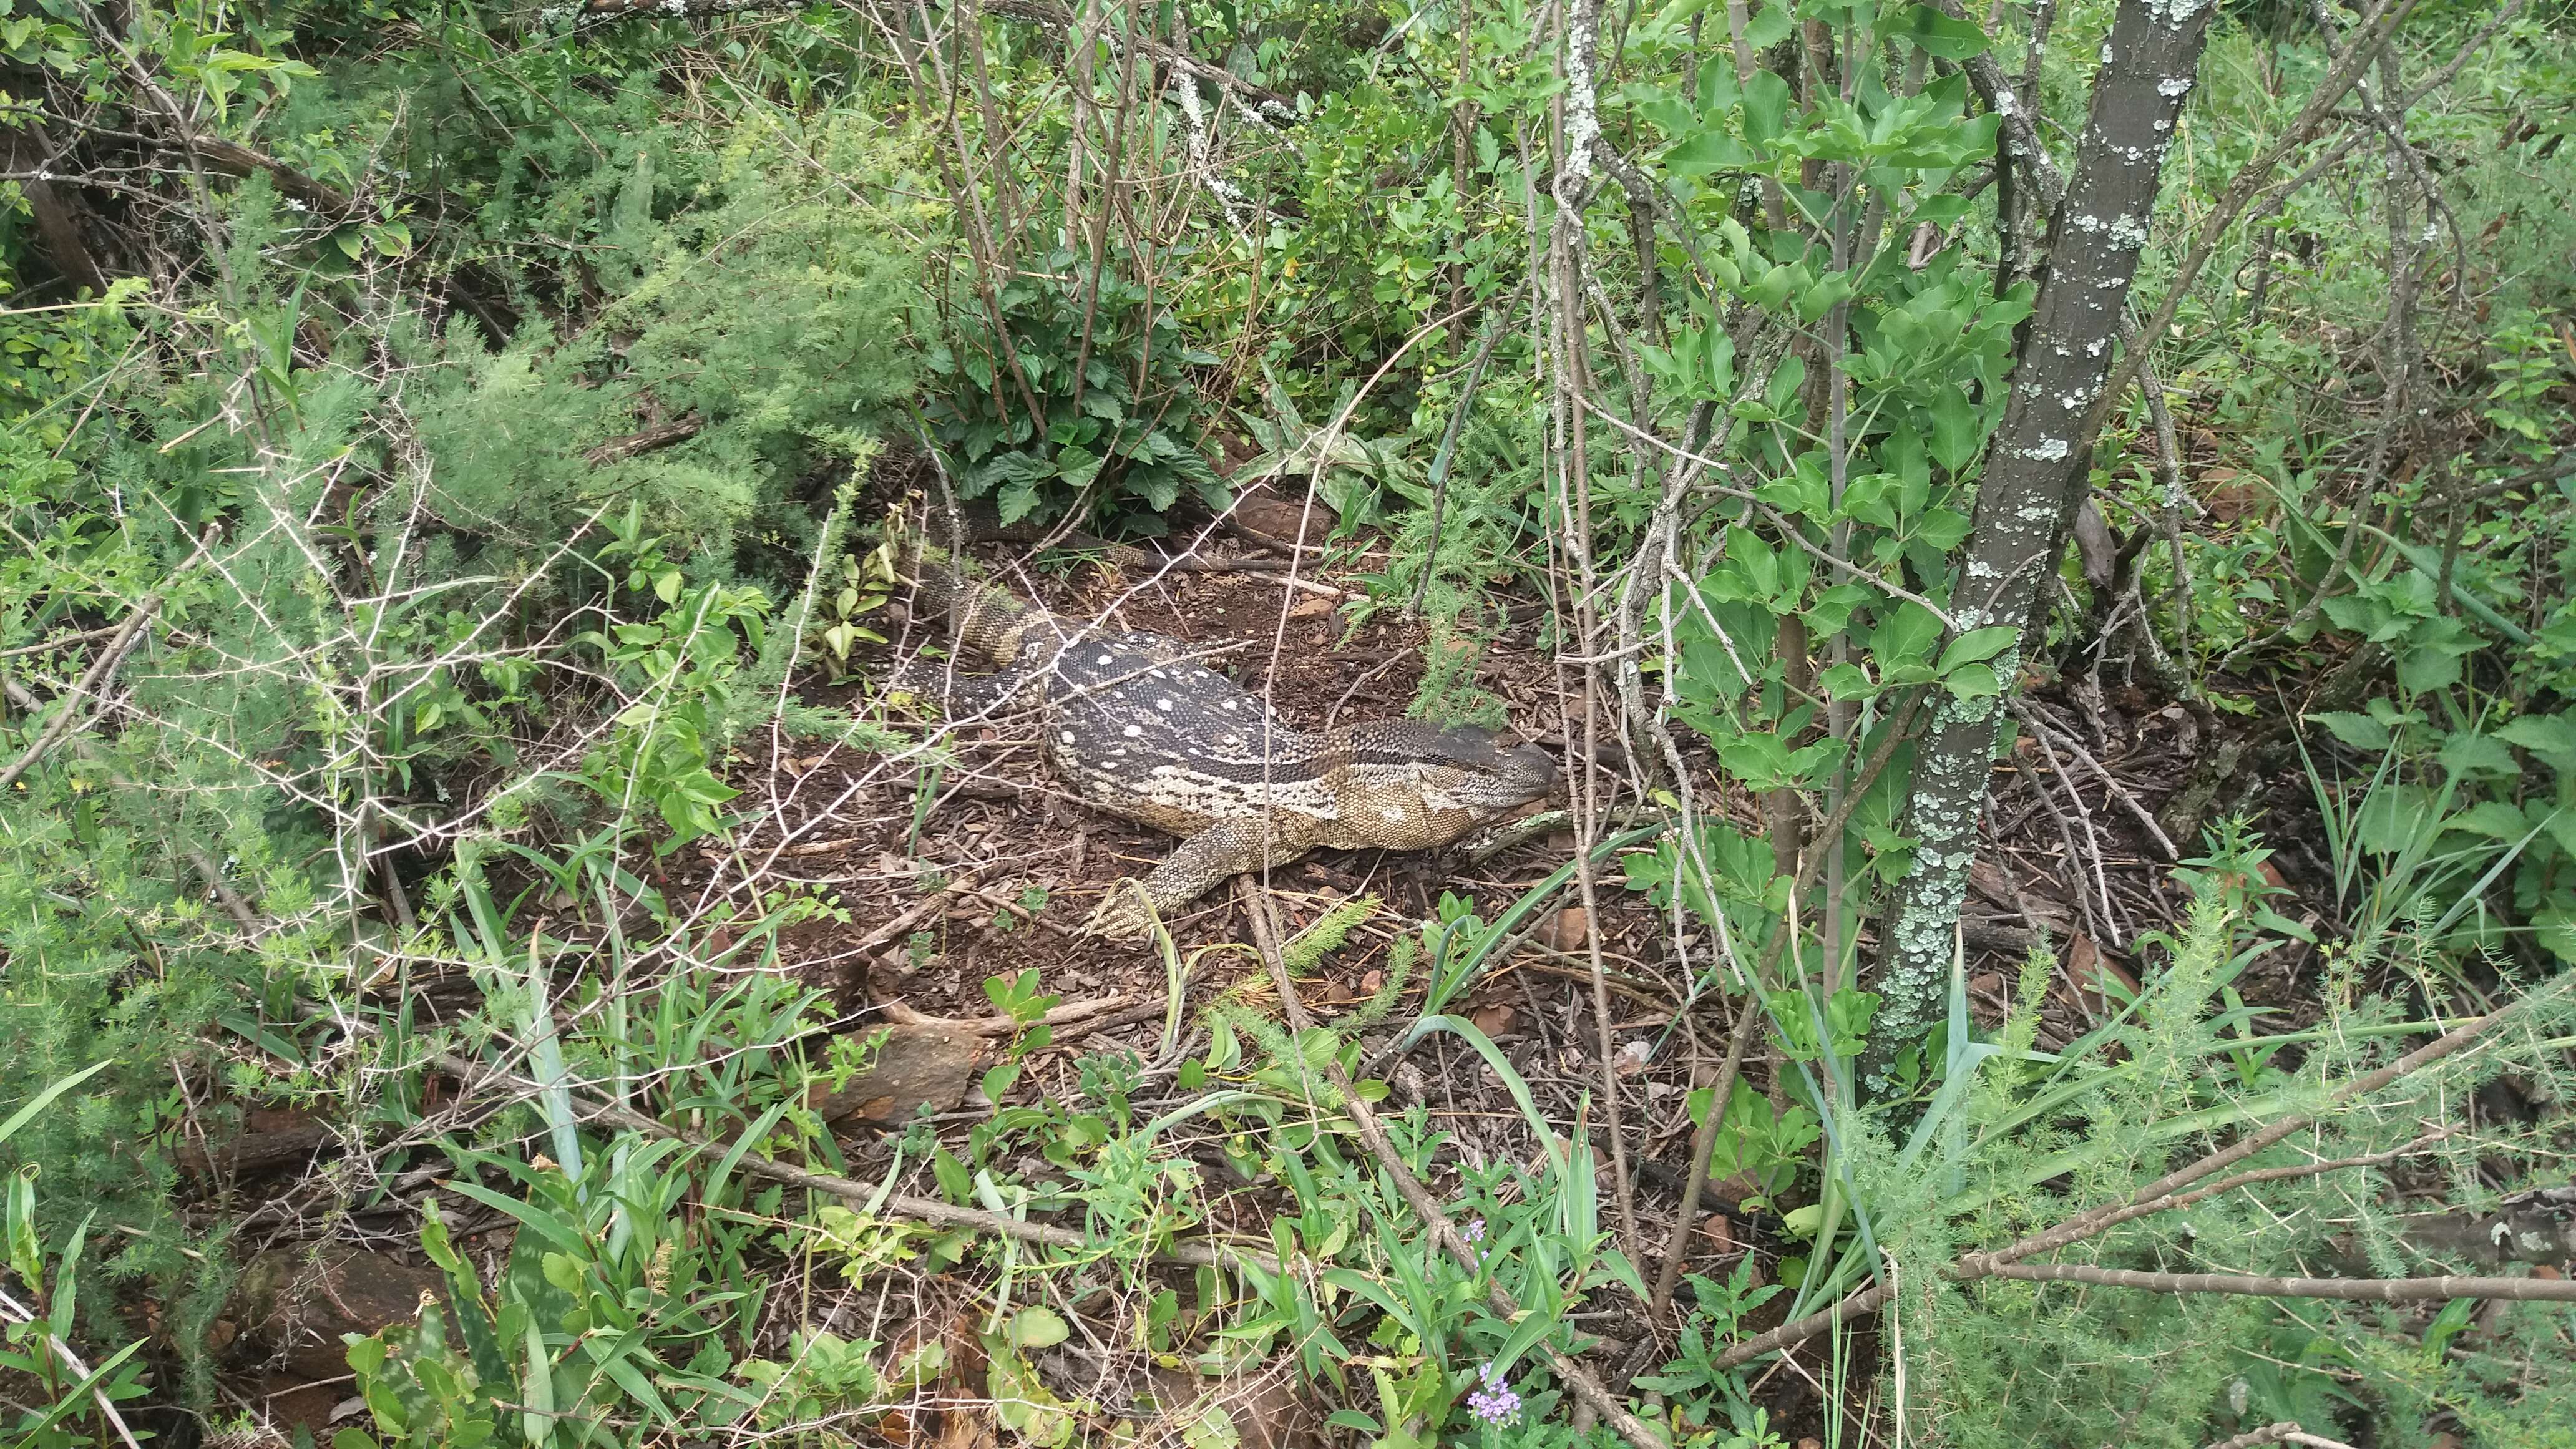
{"left": 2437, "top": 731, "right": 2520, "bottom": 780}
{"left": 1927, "top": 384, "right": 1980, "bottom": 471}
{"left": 1936, "top": 625, "right": 2020, "bottom": 675}
{"left": 1743, "top": 0, "right": 1795, "bottom": 48}
{"left": 1741, "top": 70, "right": 1793, "bottom": 145}
{"left": 1900, "top": 5, "right": 1992, "bottom": 59}
{"left": 1870, "top": 601, "right": 1945, "bottom": 666}
{"left": 1943, "top": 662, "right": 2001, "bottom": 698}
{"left": 2394, "top": 642, "right": 2467, "bottom": 693}
{"left": 2446, "top": 799, "right": 2537, "bottom": 841}
{"left": 1667, "top": 130, "right": 1755, "bottom": 172}
{"left": 1011, "top": 1305, "right": 1070, "bottom": 1349}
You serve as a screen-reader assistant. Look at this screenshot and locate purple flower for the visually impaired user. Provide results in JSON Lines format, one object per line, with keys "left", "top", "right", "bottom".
{"left": 1466, "top": 1362, "right": 1520, "bottom": 1425}
{"left": 1462, "top": 1217, "right": 1486, "bottom": 1245}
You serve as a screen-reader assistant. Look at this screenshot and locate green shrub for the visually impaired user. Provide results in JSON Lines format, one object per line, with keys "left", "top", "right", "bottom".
{"left": 921, "top": 243, "right": 1227, "bottom": 535}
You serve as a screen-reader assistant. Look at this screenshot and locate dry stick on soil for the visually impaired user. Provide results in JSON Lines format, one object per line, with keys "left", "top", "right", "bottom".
{"left": 1987, "top": 1262, "right": 2576, "bottom": 1302}
{"left": 2012, "top": 704, "right": 2123, "bottom": 946}
{"left": 876, "top": 992, "right": 1134, "bottom": 1037}
{"left": 2011, "top": 700, "right": 2179, "bottom": 861}
{"left": 1233, "top": 879, "right": 1669, "bottom": 1449}
{"left": 1710, "top": 977, "right": 2574, "bottom": 1368}
{"left": 1647, "top": 994, "right": 1764, "bottom": 1321}
{"left": 2206, "top": 1424, "right": 2359, "bottom": 1449}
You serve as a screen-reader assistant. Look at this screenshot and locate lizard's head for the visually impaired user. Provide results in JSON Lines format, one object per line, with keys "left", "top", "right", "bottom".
{"left": 1364, "top": 723, "right": 1558, "bottom": 817}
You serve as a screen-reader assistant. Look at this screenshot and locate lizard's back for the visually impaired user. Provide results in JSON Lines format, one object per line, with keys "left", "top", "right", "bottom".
{"left": 1034, "top": 628, "right": 1333, "bottom": 837}
{"left": 893, "top": 548, "right": 1556, "bottom": 934}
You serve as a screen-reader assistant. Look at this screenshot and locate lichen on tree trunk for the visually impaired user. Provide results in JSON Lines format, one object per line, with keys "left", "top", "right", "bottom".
{"left": 1866, "top": 0, "right": 2220, "bottom": 1089}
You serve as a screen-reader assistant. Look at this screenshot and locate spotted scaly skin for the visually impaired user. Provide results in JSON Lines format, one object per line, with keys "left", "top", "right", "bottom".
{"left": 895, "top": 559, "right": 1559, "bottom": 937}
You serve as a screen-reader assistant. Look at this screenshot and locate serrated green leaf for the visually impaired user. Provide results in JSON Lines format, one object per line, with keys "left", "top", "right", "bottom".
{"left": 2437, "top": 732, "right": 2519, "bottom": 780}
{"left": 2497, "top": 713, "right": 2576, "bottom": 773}
{"left": 2444, "top": 799, "right": 2537, "bottom": 840}
{"left": 2308, "top": 711, "right": 2391, "bottom": 752}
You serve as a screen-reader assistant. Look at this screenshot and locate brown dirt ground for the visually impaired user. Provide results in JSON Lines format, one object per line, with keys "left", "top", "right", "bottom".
{"left": 627, "top": 502, "right": 2315, "bottom": 1438}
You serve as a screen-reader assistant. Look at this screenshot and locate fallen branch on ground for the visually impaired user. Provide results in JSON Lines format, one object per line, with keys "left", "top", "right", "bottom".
{"left": 2206, "top": 1422, "right": 2359, "bottom": 1449}
{"left": 1986, "top": 1262, "right": 2576, "bottom": 1302}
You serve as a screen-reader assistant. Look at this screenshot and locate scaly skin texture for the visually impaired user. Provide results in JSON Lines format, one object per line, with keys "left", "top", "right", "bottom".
{"left": 894, "top": 559, "right": 1559, "bottom": 936}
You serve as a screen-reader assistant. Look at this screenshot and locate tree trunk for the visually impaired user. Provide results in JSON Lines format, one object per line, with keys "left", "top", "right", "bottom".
{"left": 1866, "top": 0, "right": 2218, "bottom": 1086}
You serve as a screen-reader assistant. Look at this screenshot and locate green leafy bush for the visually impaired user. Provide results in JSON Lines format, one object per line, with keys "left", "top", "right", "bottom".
{"left": 921, "top": 244, "right": 1226, "bottom": 534}
{"left": 401, "top": 112, "right": 923, "bottom": 589}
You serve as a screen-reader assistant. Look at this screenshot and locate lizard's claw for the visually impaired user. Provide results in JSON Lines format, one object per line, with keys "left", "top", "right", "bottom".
{"left": 1080, "top": 880, "right": 1164, "bottom": 942}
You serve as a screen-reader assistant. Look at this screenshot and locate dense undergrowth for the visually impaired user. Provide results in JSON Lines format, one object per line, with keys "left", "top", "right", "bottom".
{"left": 2, "top": 1, "right": 2574, "bottom": 1446}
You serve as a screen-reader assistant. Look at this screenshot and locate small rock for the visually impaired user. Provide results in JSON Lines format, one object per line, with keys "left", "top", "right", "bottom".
{"left": 1230, "top": 481, "right": 1340, "bottom": 550}
{"left": 810, "top": 1023, "right": 982, "bottom": 1127}
{"left": 235, "top": 1246, "right": 447, "bottom": 1378}
{"left": 2067, "top": 935, "right": 2138, "bottom": 1018}
{"left": 1545, "top": 906, "right": 1589, "bottom": 953}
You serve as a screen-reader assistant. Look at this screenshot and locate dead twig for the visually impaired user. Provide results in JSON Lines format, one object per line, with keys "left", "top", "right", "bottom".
{"left": 1649, "top": 993, "right": 1763, "bottom": 1323}
{"left": 1986, "top": 1261, "right": 2576, "bottom": 1302}
{"left": 2205, "top": 1424, "right": 2359, "bottom": 1449}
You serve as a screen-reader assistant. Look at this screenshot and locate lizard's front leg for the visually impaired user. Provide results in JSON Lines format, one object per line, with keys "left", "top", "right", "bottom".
{"left": 1083, "top": 816, "right": 1320, "bottom": 939}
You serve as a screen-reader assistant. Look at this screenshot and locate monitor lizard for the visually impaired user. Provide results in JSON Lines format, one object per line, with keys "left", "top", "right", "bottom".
{"left": 887, "top": 548, "right": 1558, "bottom": 938}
